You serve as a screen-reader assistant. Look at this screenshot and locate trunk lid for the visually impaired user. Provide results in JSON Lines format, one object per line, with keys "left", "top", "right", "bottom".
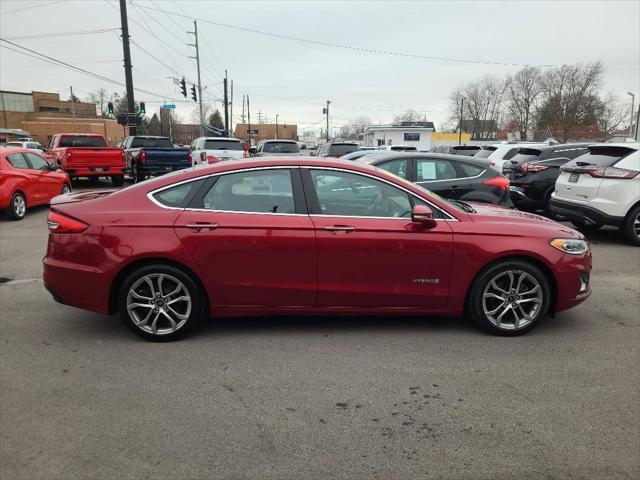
{"left": 63, "top": 148, "right": 124, "bottom": 167}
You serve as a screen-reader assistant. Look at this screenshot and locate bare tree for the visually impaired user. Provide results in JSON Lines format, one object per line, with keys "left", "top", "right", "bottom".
{"left": 536, "top": 61, "right": 605, "bottom": 142}
{"left": 339, "top": 116, "right": 371, "bottom": 139}
{"left": 393, "top": 109, "right": 423, "bottom": 124}
{"left": 505, "top": 67, "right": 541, "bottom": 140}
{"left": 594, "top": 92, "right": 629, "bottom": 139}
{"left": 86, "top": 88, "right": 109, "bottom": 117}
{"left": 448, "top": 75, "right": 506, "bottom": 139}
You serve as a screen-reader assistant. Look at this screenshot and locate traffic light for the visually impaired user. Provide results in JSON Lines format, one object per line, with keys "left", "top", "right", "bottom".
{"left": 139, "top": 102, "right": 146, "bottom": 114}
{"left": 180, "top": 77, "right": 187, "bottom": 97}
{"left": 107, "top": 102, "right": 114, "bottom": 114}
{"left": 191, "top": 84, "right": 197, "bottom": 102}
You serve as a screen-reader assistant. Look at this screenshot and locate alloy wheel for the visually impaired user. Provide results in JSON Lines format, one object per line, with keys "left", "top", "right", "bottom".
{"left": 634, "top": 212, "right": 640, "bottom": 239}
{"left": 13, "top": 195, "right": 26, "bottom": 218}
{"left": 62, "top": 184, "right": 71, "bottom": 194}
{"left": 481, "top": 270, "right": 543, "bottom": 331}
{"left": 126, "top": 273, "right": 192, "bottom": 335}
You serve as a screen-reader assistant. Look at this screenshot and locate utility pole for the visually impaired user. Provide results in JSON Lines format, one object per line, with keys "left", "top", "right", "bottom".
{"left": 458, "top": 97, "right": 464, "bottom": 145}
{"left": 223, "top": 70, "right": 229, "bottom": 135}
{"left": 247, "top": 95, "right": 252, "bottom": 146}
{"left": 241, "top": 94, "right": 246, "bottom": 124}
{"left": 229, "top": 80, "right": 233, "bottom": 137}
{"left": 119, "top": 0, "right": 136, "bottom": 135}
{"left": 70, "top": 86, "right": 77, "bottom": 130}
{"left": 275, "top": 114, "right": 279, "bottom": 139}
{"left": 188, "top": 20, "right": 204, "bottom": 136}
{"left": 325, "top": 100, "right": 330, "bottom": 141}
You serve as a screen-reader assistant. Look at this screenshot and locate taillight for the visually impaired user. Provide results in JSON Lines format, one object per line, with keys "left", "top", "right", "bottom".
{"left": 520, "top": 162, "right": 548, "bottom": 173}
{"left": 200, "top": 152, "right": 207, "bottom": 163}
{"left": 139, "top": 150, "right": 146, "bottom": 163}
{"left": 482, "top": 176, "right": 510, "bottom": 190}
{"left": 188, "top": 151, "right": 192, "bottom": 163}
{"left": 47, "top": 211, "right": 88, "bottom": 234}
{"left": 490, "top": 162, "right": 496, "bottom": 168}
{"left": 207, "top": 155, "right": 222, "bottom": 164}
{"left": 561, "top": 166, "right": 639, "bottom": 179}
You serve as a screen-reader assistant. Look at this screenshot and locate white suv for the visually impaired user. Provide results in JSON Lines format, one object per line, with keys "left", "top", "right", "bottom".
{"left": 550, "top": 143, "right": 640, "bottom": 245}
{"left": 483, "top": 142, "right": 550, "bottom": 172}
{"left": 190, "top": 137, "right": 246, "bottom": 166}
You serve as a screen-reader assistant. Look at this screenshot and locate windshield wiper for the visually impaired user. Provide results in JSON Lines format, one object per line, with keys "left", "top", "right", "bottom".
{"left": 450, "top": 199, "right": 475, "bottom": 213}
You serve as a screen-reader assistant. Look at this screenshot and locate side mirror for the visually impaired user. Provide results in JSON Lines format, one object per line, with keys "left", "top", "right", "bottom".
{"left": 411, "top": 205, "right": 437, "bottom": 229}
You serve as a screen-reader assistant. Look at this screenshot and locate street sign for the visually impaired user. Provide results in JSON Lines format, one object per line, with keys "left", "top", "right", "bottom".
{"left": 161, "top": 104, "right": 176, "bottom": 110}
{"left": 246, "top": 129, "right": 258, "bottom": 135}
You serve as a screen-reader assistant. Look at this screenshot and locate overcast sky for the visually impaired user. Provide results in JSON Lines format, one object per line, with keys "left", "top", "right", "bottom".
{"left": 1, "top": 0, "right": 639, "bottom": 135}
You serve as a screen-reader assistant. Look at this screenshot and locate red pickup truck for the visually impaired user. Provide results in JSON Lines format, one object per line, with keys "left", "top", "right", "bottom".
{"left": 44, "top": 133, "right": 125, "bottom": 186}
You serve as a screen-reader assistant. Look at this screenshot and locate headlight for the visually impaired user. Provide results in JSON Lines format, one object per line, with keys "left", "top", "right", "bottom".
{"left": 550, "top": 238, "right": 589, "bottom": 255}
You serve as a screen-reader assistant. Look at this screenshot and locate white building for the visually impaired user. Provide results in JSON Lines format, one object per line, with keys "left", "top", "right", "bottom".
{"left": 362, "top": 122, "right": 435, "bottom": 150}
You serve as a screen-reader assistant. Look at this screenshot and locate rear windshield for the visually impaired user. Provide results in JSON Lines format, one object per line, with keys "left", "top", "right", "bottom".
{"left": 59, "top": 136, "right": 107, "bottom": 148}
{"left": 453, "top": 147, "right": 480, "bottom": 154}
{"left": 131, "top": 137, "right": 173, "bottom": 148}
{"left": 204, "top": 140, "right": 243, "bottom": 151}
{"left": 566, "top": 147, "right": 635, "bottom": 168}
{"left": 474, "top": 148, "right": 495, "bottom": 159}
{"left": 262, "top": 142, "right": 300, "bottom": 153}
{"left": 328, "top": 144, "right": 359, "bottom": 156}
{"left": 509, "top": 148, "right": 542, "bottom": 164}
{"left": 390, "top": 146, "right": 417, "bottom": 151}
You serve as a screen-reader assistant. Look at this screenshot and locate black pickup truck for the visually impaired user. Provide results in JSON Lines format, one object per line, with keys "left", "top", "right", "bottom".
{"left": 122, "top": 136, "right": 191, "bottom": 183}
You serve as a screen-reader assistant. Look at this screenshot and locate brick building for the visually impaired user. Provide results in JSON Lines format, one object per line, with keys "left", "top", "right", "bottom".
{"left": 234, "top": 123, "right": 298, "bottom": 144}
{"left": 0, "top": 90, "right": 124, "bottom": 145}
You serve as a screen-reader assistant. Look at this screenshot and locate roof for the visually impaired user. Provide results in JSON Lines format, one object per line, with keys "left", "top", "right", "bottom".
{"left": 354, "top": 151, "right": 491, "bottom": 167}
{"left": 589, "top": 142, "right": 639, "bottom": 150}
{"left": 364, "top": 123, "right": 435, "bottom": 131}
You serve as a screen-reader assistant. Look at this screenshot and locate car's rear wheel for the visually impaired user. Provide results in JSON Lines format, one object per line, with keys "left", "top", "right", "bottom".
{"left": 111, "top": 175, "right": 125, "bottom": 187}
{"left": 622, "top": 204, "right": 640, "bottom": 246}
{"left": 132, "top": 164, "right": 146, "bottom": 183}
{"left": 7, "top": 192, "right": 26, "bottom": 221}
{"left": 468, "top": 260, "right": 551, "bottom": 335}
{"left": 118, "top": 265, "right": 204, "bottom": 341}
{"left": 571, "top": 220, "right": 602, "bottom": 231}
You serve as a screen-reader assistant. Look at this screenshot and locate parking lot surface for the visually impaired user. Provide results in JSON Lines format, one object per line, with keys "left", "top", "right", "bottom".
{"left": 1, "top": 180, "right": 639, "bottom": 479}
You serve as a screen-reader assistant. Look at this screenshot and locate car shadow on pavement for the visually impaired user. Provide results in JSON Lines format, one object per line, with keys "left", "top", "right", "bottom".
{"left": 579, "top": 226, "right": 631, "bottom": 247}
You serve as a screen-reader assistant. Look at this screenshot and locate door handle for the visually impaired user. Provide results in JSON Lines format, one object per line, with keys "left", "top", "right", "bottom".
{"left": 323, "top": 225, "right": 355, "bottom": 234}
{"left": 185, "top": 223, "right": 218, "bottom": 232}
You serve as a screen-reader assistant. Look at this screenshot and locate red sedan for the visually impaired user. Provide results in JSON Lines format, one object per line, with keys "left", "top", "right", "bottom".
{"left": 1, "top": 147, "right": 71, "bottom": 220}
{"left": 43, "top": 158, "right": 592, "bottom": 340}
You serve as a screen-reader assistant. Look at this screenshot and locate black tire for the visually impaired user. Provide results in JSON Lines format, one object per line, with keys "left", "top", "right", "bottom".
{"left": 467, "top": 259, "right": 551, "bottom": 336}
{"left": 118, "top": 264, "right": 204, "bottom": 341}
{"left": 6, "top": 191, "right": 27, "bottom": 221}
{"left": 571, "top": 220, "right": 602, "bottom": 232}
{"left": 622, "top": 204, "right": 640, "bottom": 246}
{"left": 131, "top": 164, "right": 146, "bottom": 184}
{"left": 111, "top": 175, "right": 125, "bottom": 187}
{"left": 87, "top": 176, "right": 100, "bottom": 185}
{"left": 543, "top": 188, "right": 558, "bottom": 219}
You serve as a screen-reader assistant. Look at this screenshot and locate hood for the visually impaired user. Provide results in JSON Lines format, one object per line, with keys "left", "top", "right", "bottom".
{"left": 465, "top": 202, "right": 584, "bottom": 239}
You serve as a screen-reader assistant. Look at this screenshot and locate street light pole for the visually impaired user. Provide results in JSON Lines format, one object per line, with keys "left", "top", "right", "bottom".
{"left": 627, "top": 92, "right": 635, "bottom": 138}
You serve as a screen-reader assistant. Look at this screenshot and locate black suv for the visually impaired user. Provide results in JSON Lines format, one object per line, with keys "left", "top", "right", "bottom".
{"left": 504, "top": 143, "right": 591, "bottom": 215}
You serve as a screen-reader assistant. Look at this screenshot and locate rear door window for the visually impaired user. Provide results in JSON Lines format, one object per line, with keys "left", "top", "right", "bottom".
{"left": 5, "top": 153, "right": 30, "bottom": 169}
{"left": 416, "top": 159, "right": 457, "bottom": 181}
{"left": 459, "top": 163, "right": 484, "bottom": 177}
{"left": 59, "top": 136, "right": 107, "bottom": 148}
{"left": 376, "top": 159, "right": 410, "bottom": 179}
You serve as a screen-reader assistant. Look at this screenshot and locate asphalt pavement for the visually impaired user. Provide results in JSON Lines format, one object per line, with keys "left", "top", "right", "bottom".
{"left": 1, "top": 179, "right": 639, "bottom": 479}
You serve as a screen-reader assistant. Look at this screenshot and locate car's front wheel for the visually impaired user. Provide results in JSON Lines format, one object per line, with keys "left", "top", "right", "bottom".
{"left": 467, "top": 260, "right": 551, "bottom": 335}
{"left": 118, "top": 265, "right": 204, "bottom": 341}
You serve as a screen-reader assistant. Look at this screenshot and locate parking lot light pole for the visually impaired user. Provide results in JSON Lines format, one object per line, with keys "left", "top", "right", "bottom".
{"left": 627, "top": 92, "right": 635, "bottom": 137}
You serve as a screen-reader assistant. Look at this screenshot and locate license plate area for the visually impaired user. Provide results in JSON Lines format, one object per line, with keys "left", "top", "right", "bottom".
{"left": 568, "top": 173, "right": 580, "bottom": 183}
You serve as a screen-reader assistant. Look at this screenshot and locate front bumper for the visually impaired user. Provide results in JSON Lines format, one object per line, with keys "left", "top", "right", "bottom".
{"left": 553, "top": 250, "right": 592, "bottom": 313}
{"left": 549, "top": 198, "right": 623, "bottom": 227}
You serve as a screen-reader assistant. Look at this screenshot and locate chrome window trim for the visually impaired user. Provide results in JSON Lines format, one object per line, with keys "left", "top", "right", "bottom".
{"left": 147, "top": 164, "right": 460, "bottom": 221}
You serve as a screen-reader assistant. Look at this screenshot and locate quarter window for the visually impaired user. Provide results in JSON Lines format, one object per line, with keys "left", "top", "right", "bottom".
{"left": 377, "top": 159, "right": 409, "bottom": 179}
{"left": 416, "top": 159, "right": 457, "bottom": 181}
{"left": 202, "top": 169, "right": 295, "bottom": 213}
{"left": 310, "top": 169, "right": 413, "bottom": 218}
{"left": 153, "top": 180, "right": 203, "bottom": 208}
{"left": 5, "top": 153, "right": 29, "bottom": 169}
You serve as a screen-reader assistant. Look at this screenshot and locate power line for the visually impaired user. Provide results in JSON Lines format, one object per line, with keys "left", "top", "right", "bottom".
{"left": 1, "top": 0, "right": 68, "bottom": 14}
{"left": 134, "top": 3, "right": 554, "bottom": 68}
{"left": 3, "top": 27, "right": 120, "bottom": 41}
{"left": 0, "top": 39, "right": 186, "bottom": 102}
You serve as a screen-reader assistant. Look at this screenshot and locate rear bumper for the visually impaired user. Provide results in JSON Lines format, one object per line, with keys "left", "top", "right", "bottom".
{"left": 64, "top": 166, "right": 125, "bottom": 176}
{"left": 549, "top": 198, "right": 624, "bottom": 227}
{"left": 43, "top": 256, "right": 111, "bottom": 314}
{"left": 509, "top": 186, "right": 541, "bottom": 210}
{"left": 137, "top": 164, "right": 191, "bottom": 176}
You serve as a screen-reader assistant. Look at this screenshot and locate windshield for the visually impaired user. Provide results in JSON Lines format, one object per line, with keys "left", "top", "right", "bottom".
{"left": 567, "top": 147, "right": 635, "bottom": 168}
{"left": 508, "top": 149, "right": 542, "bottom": 164}
{"left": 204, "top": 139, "right": 243, "bottom": 151}
{"left": 59, "top": 136, "right": 107, "bottom": 148}
{"left": 328, "top": 144, "right": 358, "bottom": 156}
{"left": 262, "top": 142, "right": 300, "bottom": 153}
{"left": 130, "top": 137, "right": 173, "bottom": 148}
